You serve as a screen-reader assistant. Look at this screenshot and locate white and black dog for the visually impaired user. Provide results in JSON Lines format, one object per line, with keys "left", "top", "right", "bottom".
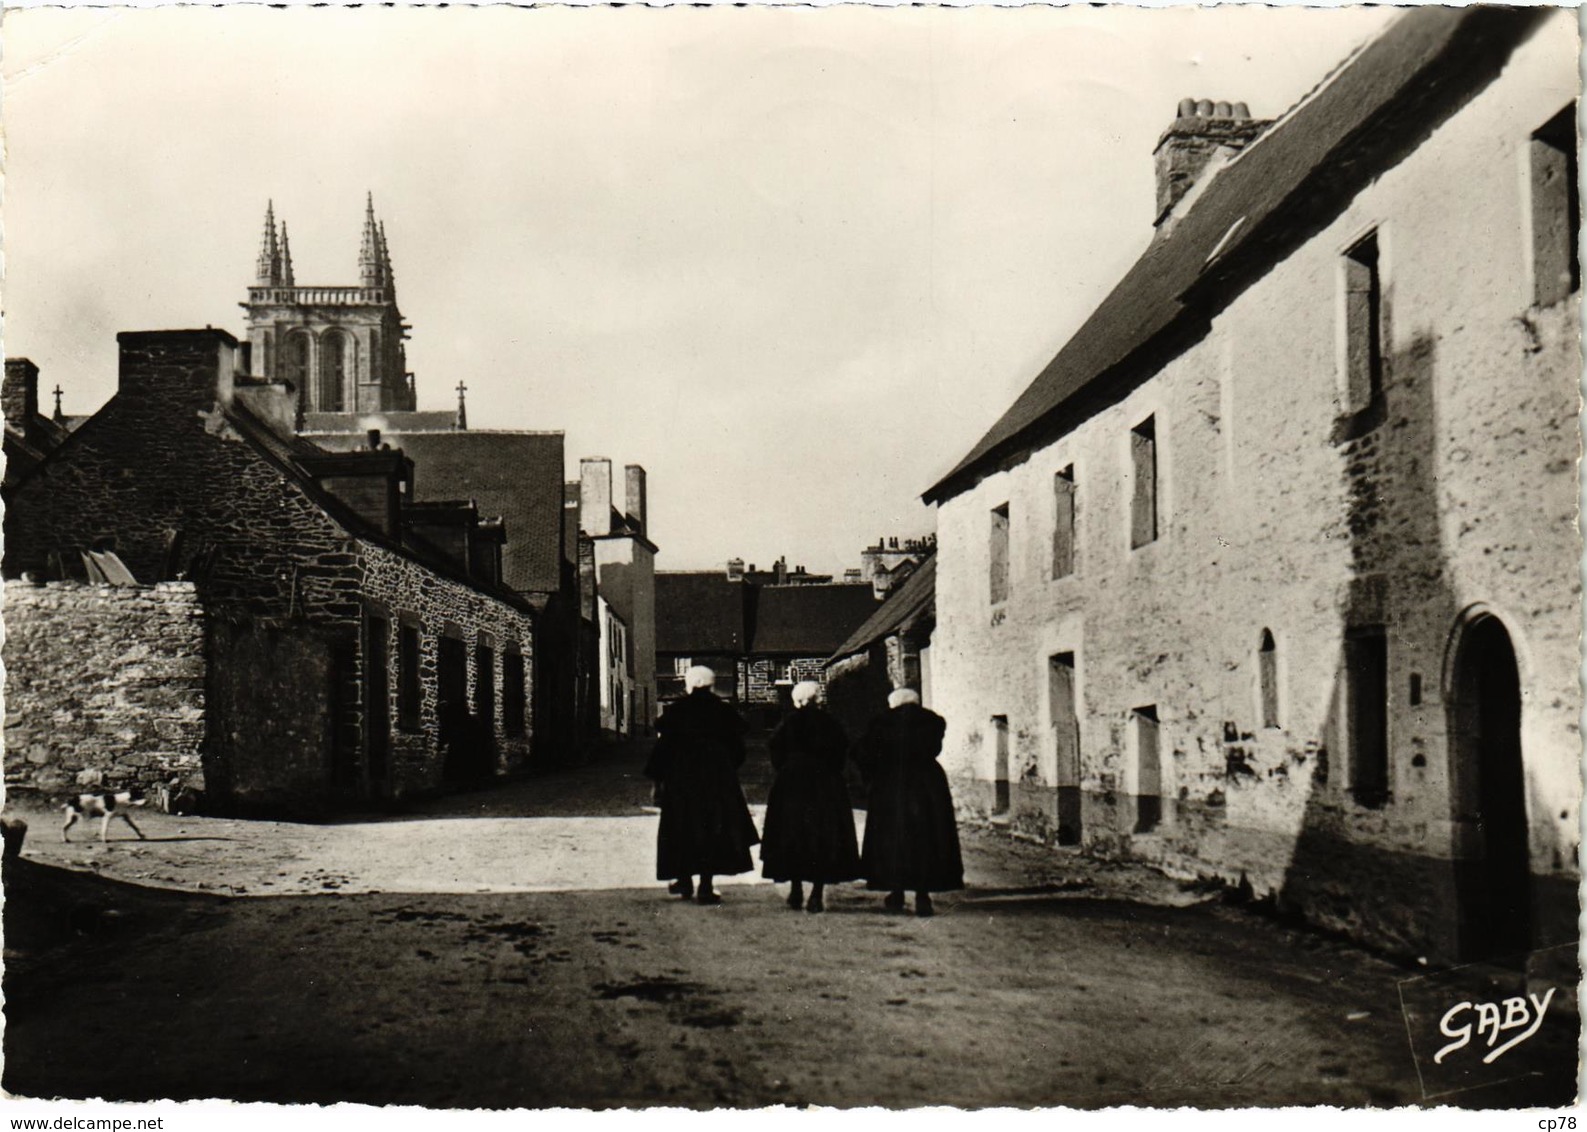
{"left": 62, "top": 788, "right": 149, "bottom": 843}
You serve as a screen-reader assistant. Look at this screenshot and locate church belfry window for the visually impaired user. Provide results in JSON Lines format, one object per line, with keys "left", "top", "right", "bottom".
{"left": 284, "top": 332, "right": 311, "bottom": 395}
{"left": 319, "top": 332, "right": 349, "bottom": 412}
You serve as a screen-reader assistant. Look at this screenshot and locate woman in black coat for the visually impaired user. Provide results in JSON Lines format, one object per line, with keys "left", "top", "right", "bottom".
{"left": 643, "top": 666, "right": 760, "bottom": 905}
{"left": 857, "top": 688, "right": 964, "bottom": 917}
{"left": 760, "top": 681, "right": 860, "bottom": 913}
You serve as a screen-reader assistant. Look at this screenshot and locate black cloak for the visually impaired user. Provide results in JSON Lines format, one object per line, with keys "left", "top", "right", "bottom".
{"left": 760, "top": 705, "right": 861, "bottom": 884}
{"left": 644, "top": 688, "right": 760, "bottom": 880}
{"left": 857, "top": 702, "right": 965, "bottom": 893}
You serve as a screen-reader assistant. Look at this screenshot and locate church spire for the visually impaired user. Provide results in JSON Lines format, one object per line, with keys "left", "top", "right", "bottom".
{"left": 256, "top": 201, "right": 282, "bottom": 285}
{"left": 279, "top": 221, "right": 296, "bottom": 286}
{"left": 378, "top": 220, "right": 395, "bottom": 292}
{"left": 359, "top": 192, "right": 383, "bottom": 288}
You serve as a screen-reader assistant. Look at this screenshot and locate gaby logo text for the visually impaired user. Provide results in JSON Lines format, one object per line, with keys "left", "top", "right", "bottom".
{"left": 1434, "top": 988, "right": 1556, "bottom": 1065}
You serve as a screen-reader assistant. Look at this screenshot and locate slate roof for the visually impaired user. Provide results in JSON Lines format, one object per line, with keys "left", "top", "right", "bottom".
{"left": 750, "top": 583, "right": 880, "bottom": 657}
{"left": 655, "top": 572, "right": 750, "bottom": 654}
{"left": 224, "top": 402, "right": 535, "bottom": 614}
{"left": 828, "top": 555, "right": 935, "bottom": 663}
{"left": 307, "top": 428, "right": 566, "bottom": 594}
{"left": 302, "top": 410, "right": 459, "bottom": 433}
{"left": 925, "top": 7, "right": 1546, "bottom": 504}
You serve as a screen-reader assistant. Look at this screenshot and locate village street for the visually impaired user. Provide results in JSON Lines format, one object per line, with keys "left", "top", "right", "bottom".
{"left": 0, "top": 745, "right": 1560, "bottom": 1110}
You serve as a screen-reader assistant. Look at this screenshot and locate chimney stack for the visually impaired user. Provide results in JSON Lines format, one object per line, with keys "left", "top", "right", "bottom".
{"left": 116, "top": 329, "right": 239, "bottom": 417}
{"left": 579, "top": 457, "right": 613, "bottom": 537}
{"left": 4, "top": 358, "right": 40, "bottom": 429}
{"left": 727, "top": 557, "right": 745, "bottom": 581}
{"left": 1154, "top": 99, "right": 1269, "bottom": 225}
{"left": 625, "top": 464, "right": 647, "bottom": 538}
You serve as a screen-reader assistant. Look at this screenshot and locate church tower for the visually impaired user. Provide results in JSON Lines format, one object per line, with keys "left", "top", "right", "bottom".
{"left": 241, "top": 195, "right": 417, "bottom": 416}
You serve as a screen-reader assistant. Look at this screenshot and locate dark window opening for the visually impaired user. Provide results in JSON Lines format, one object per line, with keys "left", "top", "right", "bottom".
{"left": 1053, "top": 467, "right": 1076, "bottom": 579}
{"left": 1133, "top": 705, "right": 1161, "bottom": 833}
{"left": 503, "top": 650, "right": 527, "bottom": 737}
{"left": 1259, "top": 629, "right": 1281, "bottom": 729}
{"left": 397, "top": 624, "right": 421, "bottom": 731}
{"left": 1346, "top": 627, "right": 1389, "bottom": 808}
{"left": 992, "top": 715, "right": 1010, "bottom": 817}
{"left": 989, "top": 504, "right": 1010, "bottom": 604}
{"left": 1049, "top": 652, "right": 1082, "bottom": 846}
{"left": 1130, "top": 417, "right": 1158, "bottom": 548}
{"left": 1531, "top": 103, "right": 1580, "bottom": 307}
{"left": 1342, "top": 233, "right": 1384, "bottom": 415}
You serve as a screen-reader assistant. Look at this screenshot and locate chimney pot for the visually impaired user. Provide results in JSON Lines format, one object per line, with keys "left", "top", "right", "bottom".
{"left": 1177, "top": 97, "right": 1197, "bottom": 118}
{"left": 1154, "top": 100, "right": 1269, "bottom": 225}
{"left": 624, "top": 464, "right": 647, "bottom": 538}
{"left": 3, "top": 358, "right": 41, "bottom": 428}
{"left": 579, "top": 457, "right": 613, "bottom": 537}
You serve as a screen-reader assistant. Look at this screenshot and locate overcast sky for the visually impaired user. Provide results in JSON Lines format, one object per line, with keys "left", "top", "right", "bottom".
{"left": 4, "top": 4, "right": 1397, "bottom": 573}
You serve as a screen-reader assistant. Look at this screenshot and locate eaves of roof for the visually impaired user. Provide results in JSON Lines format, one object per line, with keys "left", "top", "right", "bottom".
{"left": 923, "top": 7, "right": 1548, "bottom": 506}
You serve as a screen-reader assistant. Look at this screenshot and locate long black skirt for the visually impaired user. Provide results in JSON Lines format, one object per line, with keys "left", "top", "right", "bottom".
{"left": 861, "top": 760, "right": 965, "bottom": 893}
{"left": 655, "top": 764, "right": 760, "bottom": 880}
{"left": 760, "top": 759, "right": 861, "bottom": 884}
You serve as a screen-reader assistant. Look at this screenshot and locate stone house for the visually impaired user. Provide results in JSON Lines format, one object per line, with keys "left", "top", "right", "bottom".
{"left": 260, "top": 202, "right": 652, "bottom": 758}
{"left": 824, "top": 554, "right": 936, "bottom": 739}
{"left": 923, "top": 8, "right": 1580, "bottom": 962}
{"left": 303, "top": 420, "right": 575, "bottom": 756}
{"left": 859, "top": 534, "right": 937, "bottom": 599}
{"left": 576, "top": 457, "right": 658, "bottom": 736}
{"left": 3, "top": 358, "right": 73, "bottom": 485}
{"left": 596, "top": 596, "right": 636, "bottom": 738}
{"left": 654, "top": 571, "right": 752, "bottom": 703}
{"left": 655, "top": 569, "right": 878, "bottom": 724}
{"left": 4, "top": 328, "right": 538, "bottom": 814}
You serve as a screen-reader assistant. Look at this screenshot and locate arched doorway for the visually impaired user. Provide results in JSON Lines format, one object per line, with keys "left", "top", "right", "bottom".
{"left": 1447, "top": 612, "right": 1531, "bottom": 960}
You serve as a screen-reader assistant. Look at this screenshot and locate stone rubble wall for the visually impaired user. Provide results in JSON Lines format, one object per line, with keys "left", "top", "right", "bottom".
{"left": 3, "top": 580, "right": 206, "bottom": 798}
{"left": 929, "top": 20, "right": 1581, "bottom": 962}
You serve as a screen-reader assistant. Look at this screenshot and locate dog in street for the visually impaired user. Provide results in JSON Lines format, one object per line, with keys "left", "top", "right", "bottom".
{"left": 62, "top": 788, "right": 149, "bottom": 843}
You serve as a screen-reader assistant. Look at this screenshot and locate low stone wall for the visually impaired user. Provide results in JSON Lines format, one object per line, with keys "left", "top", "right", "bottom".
{"left": 4, "top": 580, "right": 206, "bottom": 797}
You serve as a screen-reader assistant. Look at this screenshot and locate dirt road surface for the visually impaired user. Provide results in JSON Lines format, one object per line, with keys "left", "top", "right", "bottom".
{"left": 2, "top": 747, "right": 1572, "bottom": 1109}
